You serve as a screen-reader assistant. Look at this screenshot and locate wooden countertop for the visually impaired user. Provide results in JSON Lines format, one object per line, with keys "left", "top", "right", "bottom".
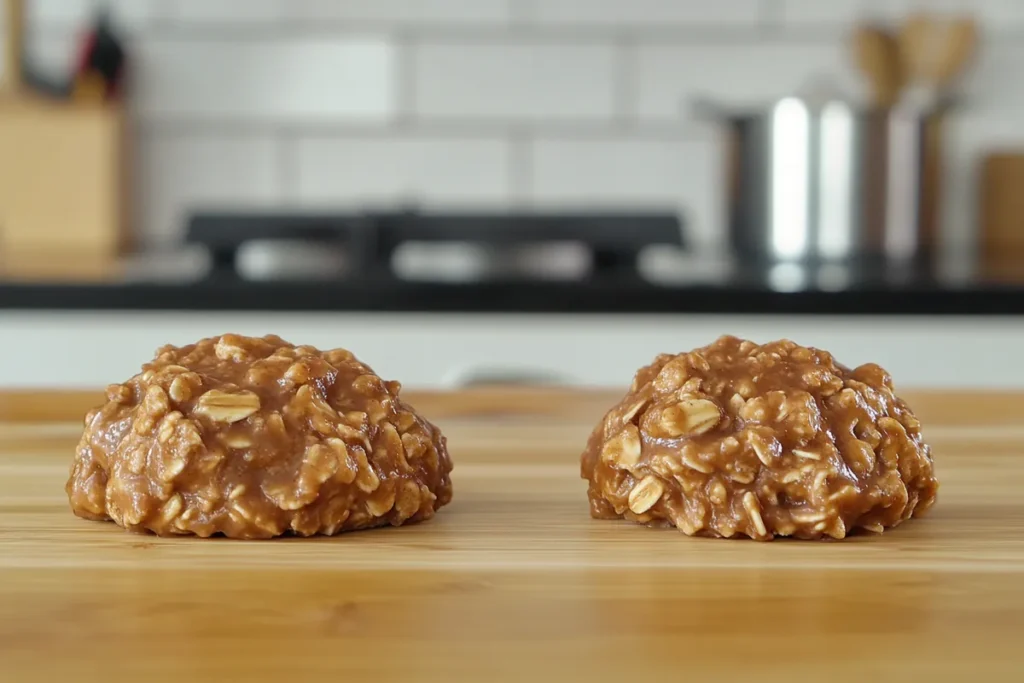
{"left": 2, "top": 388, "right": 1023, "bottom": 681}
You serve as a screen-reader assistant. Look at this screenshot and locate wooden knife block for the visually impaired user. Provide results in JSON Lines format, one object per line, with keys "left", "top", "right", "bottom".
{"left": 0, "top": 97, "right": 130, "bottom": 267}
{"left": 980, "top": 152, "right": 1024, "bottom": 277}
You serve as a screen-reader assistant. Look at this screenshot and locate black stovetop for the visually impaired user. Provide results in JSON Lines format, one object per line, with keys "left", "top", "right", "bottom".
{"left": 1, "top": 210, "right": 1022, "bottom": 315}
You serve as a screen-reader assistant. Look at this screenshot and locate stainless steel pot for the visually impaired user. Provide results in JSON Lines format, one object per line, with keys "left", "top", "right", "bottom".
{"left": 704, "top": 97, "right": 941, "bottom": 263}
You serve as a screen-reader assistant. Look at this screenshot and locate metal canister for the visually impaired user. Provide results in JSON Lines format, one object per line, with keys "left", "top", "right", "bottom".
{"left": 709, "top": 97, "right": 940, "bottom": 263}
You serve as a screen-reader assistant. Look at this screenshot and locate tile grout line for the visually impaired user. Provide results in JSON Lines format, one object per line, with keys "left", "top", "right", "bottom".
{"left": 137, "top": 119, "right": 715, "bottom": 140}
{"left": 613, "top": 35, "right": 638, "bottom": 129}
{"left": 508, "top": 0, "right": 532, "bottom": 25}
{"left": 508, "top": 128, "right": 532, "bottom": 206}
{"left": 759, "top": 0, "right": 783, "bottom": 30}
{"left": 28, "top": 22, "right": 867, "bottom": 42}
{"left": 394, "top": 31, "right": 417, "bottom": 129}
{"left": 275, "top": 128, "right": 298, "bottom": 207}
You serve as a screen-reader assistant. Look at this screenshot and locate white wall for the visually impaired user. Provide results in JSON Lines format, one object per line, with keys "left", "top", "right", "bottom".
{"left": 2, "top": 0, "right": 1020, "bottom": 251}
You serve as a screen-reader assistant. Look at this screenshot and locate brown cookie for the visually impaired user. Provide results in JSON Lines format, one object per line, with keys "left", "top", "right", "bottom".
{"left": 581, "top": 335, "right": 938, "bottom": 540}
{"left": 67, "top": 334, "right": 453, "bottom": 538}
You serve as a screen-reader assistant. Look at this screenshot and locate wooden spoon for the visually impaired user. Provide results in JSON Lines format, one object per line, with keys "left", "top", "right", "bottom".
{"left": 899, "top": 14, "right": 978, "bottom": 109}
{"left": 853, "top": 24, "right": 903, "bottom": 108}
{"left": 936, "top": 18, "right": 978, "bottom": 90}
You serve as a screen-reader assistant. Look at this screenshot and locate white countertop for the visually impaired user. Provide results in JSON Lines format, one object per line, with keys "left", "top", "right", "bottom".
{"left": 2, "top": 311, "right": 1018, "bottom": 390}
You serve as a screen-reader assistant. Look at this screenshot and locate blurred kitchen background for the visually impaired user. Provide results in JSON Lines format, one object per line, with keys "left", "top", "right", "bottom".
{"left": 2, "top": 0, "right": 1023, "bottom": 390}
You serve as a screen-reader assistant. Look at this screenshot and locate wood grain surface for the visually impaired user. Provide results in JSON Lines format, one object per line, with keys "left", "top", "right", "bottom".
{"left": 1, "top": 389, "right": 1023, "bottom": 682}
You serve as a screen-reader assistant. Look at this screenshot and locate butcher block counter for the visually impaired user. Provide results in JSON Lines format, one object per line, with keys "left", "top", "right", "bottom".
{"left": 1, "top": 388, "right": 1023, "bottom": 682}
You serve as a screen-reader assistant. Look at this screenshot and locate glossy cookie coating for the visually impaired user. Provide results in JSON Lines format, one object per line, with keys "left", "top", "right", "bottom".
{"left": 67, "top": 334, "right": 453, "bottom": 538}
{"left": 581, "top": 335, "right": 938, "bottom": 540}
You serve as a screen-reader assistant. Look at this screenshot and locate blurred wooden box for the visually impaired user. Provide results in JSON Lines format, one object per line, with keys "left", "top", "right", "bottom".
{"left": 0, "top": 97, "right": 130, "bottom": 261}
{"left": 980, "top": 153, "right": 1024, "bottom": 255}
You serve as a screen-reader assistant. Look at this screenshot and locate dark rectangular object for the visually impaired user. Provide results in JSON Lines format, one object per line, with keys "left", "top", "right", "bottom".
{"left": 186, "top": 212, "right": 365, "bottom": 248}
{"left": 369, "top": 211, "right": 681, "bottom": 246}
{"left": 185, "top": 210, "right": 683, "bottom": 279}
{"left": 185, "top": 212, "right": 371, "bottom": 276}
{"left": 370, "top": 210, "right": 682, "bottom": 278}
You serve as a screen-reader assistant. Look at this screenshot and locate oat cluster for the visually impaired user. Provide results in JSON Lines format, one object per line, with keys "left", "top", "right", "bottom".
{"left": 581, "top": 335, "right": 938, "bottom": 540}
{"left": 67, "top": 334, "right": 453, "bottom": 538}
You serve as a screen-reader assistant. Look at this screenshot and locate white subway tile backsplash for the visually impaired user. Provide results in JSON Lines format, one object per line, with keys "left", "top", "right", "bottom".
{"left": 144, "top": 0, "right": 514, "bottom": 27}
{"left": 135, "top": 38, "right": 396, "bottom": 122}
{"left": 634, "top": 41, "right": 860, "bottom": 120}
{"left": 413, "top": 42, "right": 616, "bottom": 121}
{"left": 527, "top": 135, "right": 722, "bottom": 245}
{"left": 778, "top": 0, "right": 1024, "bottom": 30}
{"left": 292, "top": 135, "right": 512, "bottom": 206}
{"left": 293, "top": 0, "right": 511, "bottom": 25}
{"left": 529, "top": 0, "right": 765, "bottom": 27}
{"left": 30, "top": 0, "right": 163, "bottom": 30}
{"left": 139, "top": 133, "right": 283, "bottom": 246}
{"left": 775, "top": 0, "right": 860, "bottom": 26}
{"left": 163, "top": 0, "right": 286, "bottom": 25}
{"left": 961, "top": 41, "right": 1024, "bottom": 110}
{"left": 872, "top": 0, "right": 1024, "bottom": 27}
{"left": 23, "top": 28, "right": 75, "bottom": 83}
{"left": 964, "top": 0, "right": 1024, "bottom": 28}
{"left": 11, "top": 0, "right": 1024, "bottom": 250}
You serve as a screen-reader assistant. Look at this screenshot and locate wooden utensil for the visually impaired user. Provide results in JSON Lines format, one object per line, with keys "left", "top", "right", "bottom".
{"left": 899, "top": 14, "right": 978, "bottom": 109}
{"left": 852, "top": 24, "right": 904, "bottom": 108}
{"left": 937, "top": 18, "right": 979, "bottom": 87}
{"left": 1, "top": 0, "right": 25, "bottom": 94}
{"left": 895, "top": 15, "right": 979, "bottom": 256}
